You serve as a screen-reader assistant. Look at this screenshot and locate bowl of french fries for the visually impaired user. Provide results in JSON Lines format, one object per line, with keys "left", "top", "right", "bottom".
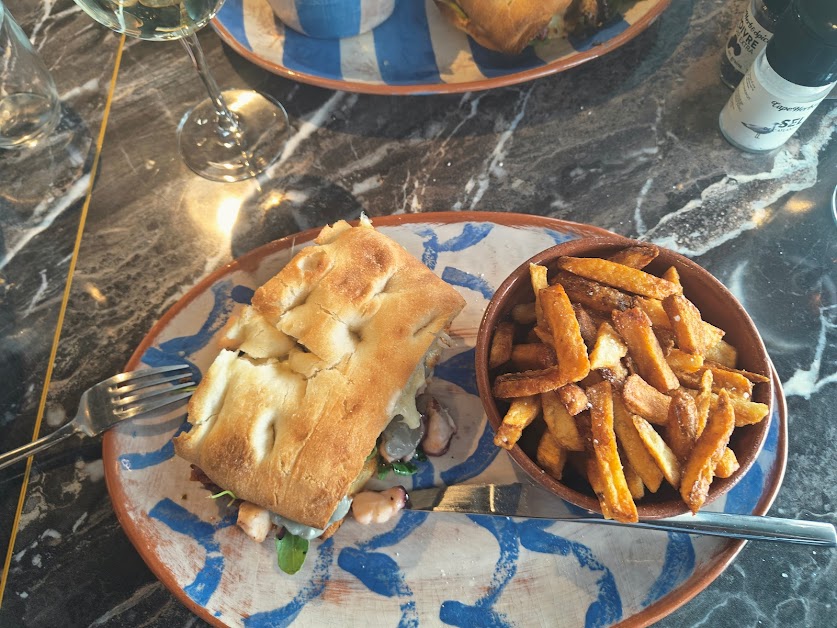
{"left": 475, "top": 235, "right": 773, "bottom": 522}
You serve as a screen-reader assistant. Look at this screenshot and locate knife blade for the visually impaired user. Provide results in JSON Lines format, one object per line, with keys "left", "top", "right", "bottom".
{"left": 406, "top": 483, "right": 836, "bottom": 547}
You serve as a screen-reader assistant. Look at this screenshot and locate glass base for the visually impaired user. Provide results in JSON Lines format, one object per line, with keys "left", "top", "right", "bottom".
{"left": 177, "top": 89, "right": 288, "bottom": 182}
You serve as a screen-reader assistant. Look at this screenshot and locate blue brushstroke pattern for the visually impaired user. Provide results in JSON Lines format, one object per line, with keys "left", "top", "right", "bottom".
{"left": 544, "top": 228, "right": 577, "bottom": 245}
{"left": 441, "top": 267, "right": 494, "bottom": 299}
{"left": 724, "top": 459, "right": 764, "bottom": 514}
{"left": 517, "top": 520, "right": 622, "bottom": 628}
{"left": 373, "top": 0, "right": 440, "bottom": 85}
{"left": 244, "top": 538, "right": 336, "bottom": 628}
{"left": 416, "top": 223, "right": 494, "bottom": 270}
{"left": 433, "top": 348, "right": 478, "bottom": 397}
{"left": 148, "top": 499, "right": 236, "bottom": 606}
{"left": 440, "top": 515, "right": 517, "bottom": 627}
{"left": 120, "top": 281, "right": 243, "bottom": 470}
{"left": 338, "top": 464, "right": 432, "bottom": 624}
{"left": 440, "top": 421, "right": 499, "bottom": 486}
{"left": 119, "top": 421, "right": 190, "bottom": 471}
{"left": 641, "top": 533, "right": 695, "bottom": 606}
{"left": 231, "top": 284, "right": 255, "bottom": 304}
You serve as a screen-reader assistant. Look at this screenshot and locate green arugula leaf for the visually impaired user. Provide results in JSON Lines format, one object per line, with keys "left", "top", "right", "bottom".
{"left": 412, "top": 448, "right": 427, "bottom": 462}
{"left": 276, "top": 533, "right": 309, "bottom": 575}
{"left": 390, "top": 461, "right": 419, "bottom": 476}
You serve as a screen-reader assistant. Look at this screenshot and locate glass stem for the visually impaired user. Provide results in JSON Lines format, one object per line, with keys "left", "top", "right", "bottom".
{"left": 180, "top": 33, "right": 239, "bottom": 138}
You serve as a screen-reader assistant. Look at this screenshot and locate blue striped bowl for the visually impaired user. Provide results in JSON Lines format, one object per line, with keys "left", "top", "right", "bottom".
{"left": 213, "top": 0, "right": 671, "bottom": 94}
{"left": 266, "top": 0, "right": 395, "bottom": 39}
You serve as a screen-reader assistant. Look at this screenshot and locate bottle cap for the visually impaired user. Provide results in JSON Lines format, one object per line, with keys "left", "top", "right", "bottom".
{"left": 764, "top": 0, "right": 791, "bottom": 16}
{"left": 767, "top": 0, "right": 837, "bottom": 86}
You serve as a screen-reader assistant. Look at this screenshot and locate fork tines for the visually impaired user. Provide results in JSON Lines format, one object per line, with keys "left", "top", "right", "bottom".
{"left": 110, "top": 365, "right": 195, "bottom": 419}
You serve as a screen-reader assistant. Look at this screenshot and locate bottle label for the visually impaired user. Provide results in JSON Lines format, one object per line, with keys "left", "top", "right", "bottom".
{"left": 724, "top": 6, "right": 772, "bottom": 74}
{"left": 719, "top": 69, "right": 829, "bottom": 151}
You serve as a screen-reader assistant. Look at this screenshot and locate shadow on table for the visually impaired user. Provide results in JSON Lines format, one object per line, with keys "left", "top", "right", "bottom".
{"left": 230, "top": 173, "right": 364, "bottom": 257}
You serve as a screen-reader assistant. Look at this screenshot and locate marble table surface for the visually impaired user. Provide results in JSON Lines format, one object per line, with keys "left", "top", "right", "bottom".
{"left": 0, "top": 0, "right": 835, "bottom": 626}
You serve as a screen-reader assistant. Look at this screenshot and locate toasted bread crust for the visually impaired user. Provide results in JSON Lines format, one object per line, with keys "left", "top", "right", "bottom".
{"left": 435, "top": 0, "right": 571, "bottom": 55}
{"left": 174, "top": 221, "right": 465, "bottom": 529}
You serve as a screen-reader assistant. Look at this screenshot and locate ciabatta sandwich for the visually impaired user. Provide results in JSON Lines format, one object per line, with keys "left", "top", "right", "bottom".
{"left": 174, "top": 217, "right": 465, "bottom": 572}
{"left": 434, "top": 0, "right": 632, "bottom": 55}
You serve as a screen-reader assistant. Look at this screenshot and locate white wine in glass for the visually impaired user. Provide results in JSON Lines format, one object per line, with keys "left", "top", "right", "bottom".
{"left": 75, "top": 0, "right": 288, "bottom": 182}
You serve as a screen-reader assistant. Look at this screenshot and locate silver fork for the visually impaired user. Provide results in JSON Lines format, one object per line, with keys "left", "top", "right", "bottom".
{"left": 0, "top": 365, "right": 195, "bottom": 471}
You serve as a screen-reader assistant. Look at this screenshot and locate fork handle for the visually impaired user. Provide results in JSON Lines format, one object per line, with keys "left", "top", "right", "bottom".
{"left": 0, "top": 421, "right": 80, "bottom": 471}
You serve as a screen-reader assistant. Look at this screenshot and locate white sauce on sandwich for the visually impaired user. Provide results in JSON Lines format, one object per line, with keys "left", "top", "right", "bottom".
{"left": 269, "top": 496, "right": 353, "bottom": 541}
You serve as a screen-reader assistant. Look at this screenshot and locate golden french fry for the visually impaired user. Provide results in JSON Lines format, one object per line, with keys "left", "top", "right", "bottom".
{"left": 612, "top": 307, "right": 680, "bottom": 392}
{"left": 510, "top": 343, "right": 556, "bottom": 371}
{"left": 557, "top": 256, "right": 682, "bottom": 300}
{"left": 632, "top": 415, "right": 682, "bottom": 489}
{"left": 493, "top": 366, "right": 567, "bottom": 399}
{"left": 705, "top": 361, "right": 770, "bottom": 384}
{"left": 530, "top": 263, "right": 549, "bottom": 329}
{"left": 608, "top": 245, "right": 660, "bottom": 270}
{"left": 586, "top": 456, "right": 615, "bottom": 520}
{"left": 537, "top": 430, "right": 567, "bottom": 480}
{"left": 704, "top": 338, "right": 738, "bottom": 368}
{"left": 599, "top": 363, "right": 629, "bottom": 387}
{"left": 663, "top": 294, "right": 706, "bottom": 355}
{"left": 681, "top": 387, "right": 770, "bottom": 427}
{"left": 542, "top": 390, "right": 585, "bottom": 451}
{"left": 588, "top": 382, "right": 638, "bottom": 523}
{"left": 557, "top": 383, "right": 589, "bottom": 416}
{"left": 666, "top": 347, "right": 704, "bottom": 374}
{"left": 731, "top": 397, "right": 770, "bottom": 426}
{"left": 579, "top": 370, "right": 605, "bottom": 388}
{"left": 493, "top": 396, "right": 541, "bottom": 449}
{"left": 612, "top": 395, "right": 664, "bottom": 492}
{"left": 714, "top": 447, "right": 739, "bottom": 479}
{"left": 662, "top": 265, "right": 681, "bottom": 287}
{"left": 532, "top": 325, "right": 554, "bottom": 347}
{"left": 589, "top": 322, "right": 629, "bottom": 371}
{"left": 511, "top": 301, "right": 537, "bottom": 325}
{"left": 622, "top": 455, "right": 646, "bottom": 500}
{"left": 540, "top": 284, "right": 590, "bottom": 383}
{"left": 665, "top": 389, "right": 699, "bottom": 463}
{"left": 636, "top": 296, "right": 725, "bottom": 345}
{"left": 489, "top": 321, "right": 515, "bottom": 369}
{"left": 553, "top": 271, "right": 635, "bottom": 315}
{"left": 680, "top": 390, "right": 735, "bottom": 513}
{"left": 677, "top": 364, "right": 753, "bottom": 398}
{"left": 695, "top": 370, "right": 713, "bottom": 437}
{"left": 573, "top": 303, "right": 599, "bottom": 348}
{"left": 622, "top": 374, "right": 672, "bottom": 424}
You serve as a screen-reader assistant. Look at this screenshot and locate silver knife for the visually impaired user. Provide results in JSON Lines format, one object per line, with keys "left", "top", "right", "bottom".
{"left": 406, "top": 483, "right": 837, "bottom": 547}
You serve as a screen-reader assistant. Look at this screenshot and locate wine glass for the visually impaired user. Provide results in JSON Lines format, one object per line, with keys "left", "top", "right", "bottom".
{"left": 74, "top": 0, "right": 288, "bottom": 182}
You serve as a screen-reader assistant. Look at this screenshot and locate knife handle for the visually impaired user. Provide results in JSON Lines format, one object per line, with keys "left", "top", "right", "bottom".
{"left": 619, "top": 511, "right": 836, "bottom": 547}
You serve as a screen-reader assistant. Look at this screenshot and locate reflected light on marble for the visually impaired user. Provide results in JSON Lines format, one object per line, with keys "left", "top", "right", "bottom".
{"left": 216, "top": 196, "right": 242, "bottom": 235}
{"left": 752, "top": 207, "right": 771, "bottom": 227}
{"left": 83, "top": 282, "right": 107, "bottom": 305}
{"left": 783, "top": 198, "right": 815, "bottom": 214}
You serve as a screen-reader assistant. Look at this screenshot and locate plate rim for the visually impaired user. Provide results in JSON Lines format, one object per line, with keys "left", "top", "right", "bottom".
{"left": 102, "top": 211, "right": 788, "bottom": 628}
{"left": 211, "top": 0, "right": 672, "bottom": 96}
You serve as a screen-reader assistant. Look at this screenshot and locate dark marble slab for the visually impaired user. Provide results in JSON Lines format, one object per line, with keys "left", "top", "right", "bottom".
{"left": 0, "top": 0, "right": 835, "bottom": 625}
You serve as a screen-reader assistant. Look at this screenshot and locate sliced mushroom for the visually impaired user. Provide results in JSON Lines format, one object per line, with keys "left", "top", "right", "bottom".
{"left": 379, "top": 415, "right": 425, "bottom": 463}
{"left": 421, "top": 396, "right": 457, "bottom": 456}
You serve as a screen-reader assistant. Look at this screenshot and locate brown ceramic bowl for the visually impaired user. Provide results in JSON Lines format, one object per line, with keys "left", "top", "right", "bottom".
{"left": 475, "top": 235, "right": 774, "bottom": 519}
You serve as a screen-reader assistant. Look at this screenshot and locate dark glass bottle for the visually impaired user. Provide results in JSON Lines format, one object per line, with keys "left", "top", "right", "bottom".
{"left": 720, "top": 0, "right": 791, "bottom": 89}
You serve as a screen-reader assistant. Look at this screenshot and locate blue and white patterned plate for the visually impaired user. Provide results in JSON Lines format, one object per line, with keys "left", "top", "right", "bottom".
{"left": 212, "top": 0, "right": 671, "bottom": 94}
{"left": 103, "top": 213, "right": 787, "bottom": 627}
